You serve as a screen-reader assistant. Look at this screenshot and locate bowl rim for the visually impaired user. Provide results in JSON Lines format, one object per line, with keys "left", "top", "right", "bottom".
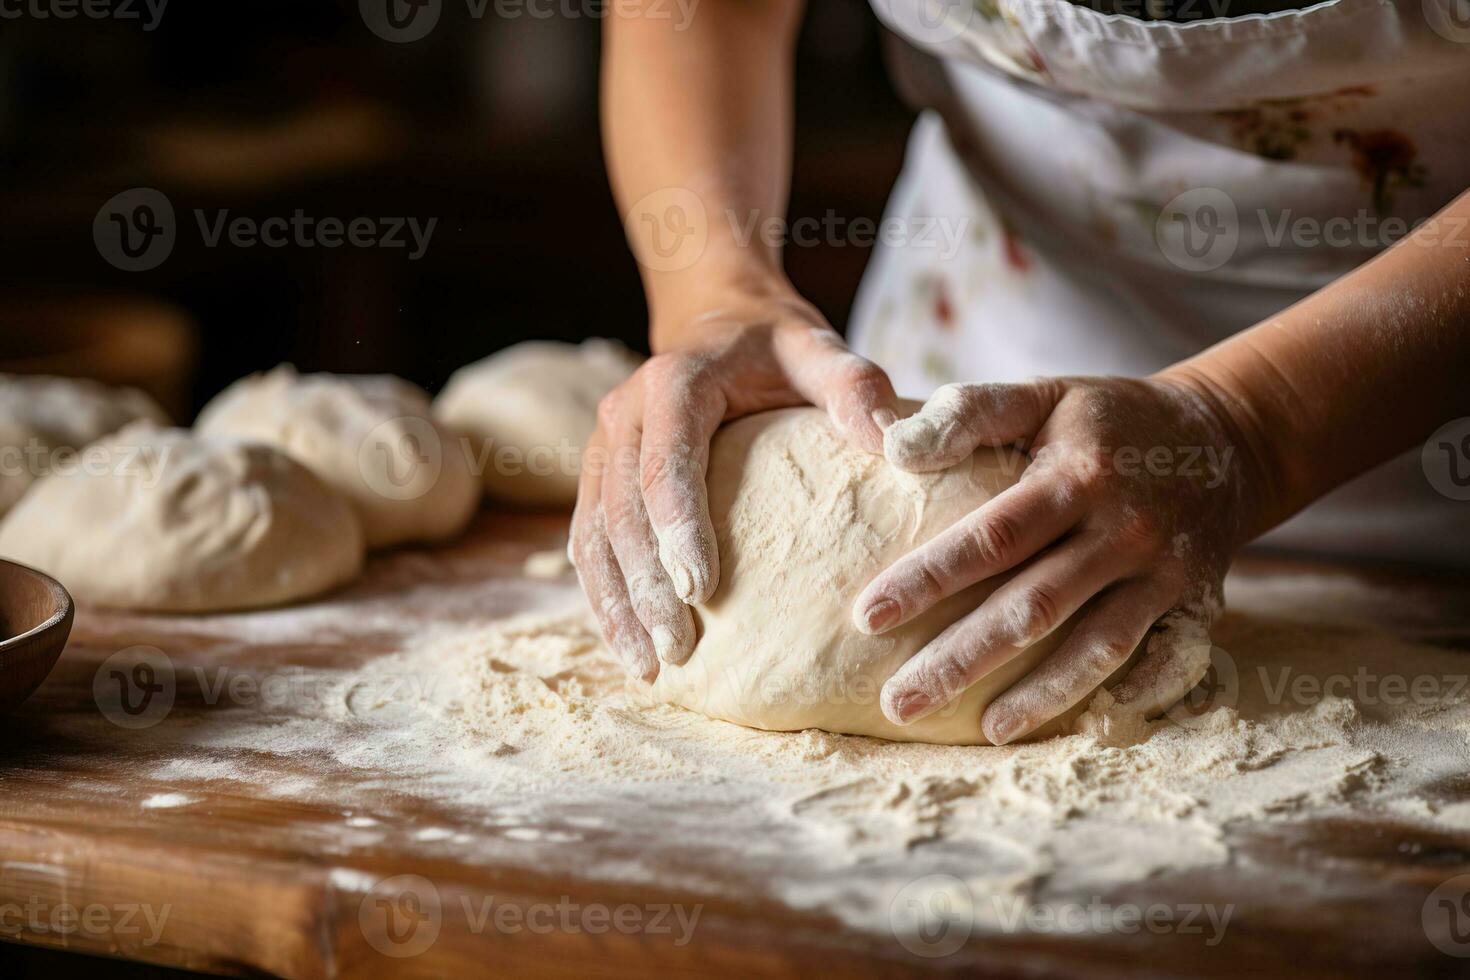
{"left": 0, "top": 558, "right": 75, "bottom": 655}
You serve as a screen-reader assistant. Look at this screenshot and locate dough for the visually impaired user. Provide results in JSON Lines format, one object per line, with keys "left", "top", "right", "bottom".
{"left": 0, "top": 424, "right": 364, "bottom": 612}
{"left": 652, "top": 407, "right": 1124, "bottom": 746}
{"left": 434, "top": 339, "right": 641, "bottom": 506}
{"left": 197, "top": 365, "right": 478, "bottom": 548}
{"left": 0, "top": 374, "right": 168, "bottom": 517}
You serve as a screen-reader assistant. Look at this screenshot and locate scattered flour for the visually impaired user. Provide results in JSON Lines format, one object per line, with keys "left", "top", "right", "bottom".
{"left": 106, "top": 541, "right": 1470, "bottom": 939}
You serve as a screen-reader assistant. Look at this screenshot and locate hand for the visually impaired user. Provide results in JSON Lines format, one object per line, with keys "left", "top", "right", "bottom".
{"left": 571, "top": 290, "right": 899, "bottom": 682}
{"left": 854, "top": 376, "right": 1266, "bottom": 744}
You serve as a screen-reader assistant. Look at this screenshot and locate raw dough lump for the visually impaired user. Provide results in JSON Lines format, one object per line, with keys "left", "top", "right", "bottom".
{"left": 198, "top": 365, "right": 478, "bottom": 548}
{"left": 0, "top": 424, "right": 364, "bottom": 611}
{"left": 652, "top": 407, "right": 1109, "bottom": 746}
{"left": 0, "top": 374, "right": 168, "bottom": 517}
{"left": 434, "top": 339, "right": 641, "bottom": 506}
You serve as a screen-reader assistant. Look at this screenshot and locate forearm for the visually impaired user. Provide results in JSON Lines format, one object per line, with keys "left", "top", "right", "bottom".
{"left": 1160, "top": 188, "right": 1470, "bottom": 539}
{"left": 601, "top": 0, "right": 804, "bottom": 348}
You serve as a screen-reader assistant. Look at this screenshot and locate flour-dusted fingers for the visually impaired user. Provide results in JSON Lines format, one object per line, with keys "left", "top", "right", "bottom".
{"left": 569, "top": 460, "right": 659, "bottom": 682}
{"left": 884, "top": 381, "right": 1063, "bottom": 473}
{"left": 978, "top": 579, "right": 1175, "bottom": 744}
{"left": 852, "top": 476, "right": 1088, "bottom": 635}
{"left": 1106, "top": 607, "right": 1218, "bottom": 719}
{"left": 878, "top": 532, "right": 1131, "bottom": 726}
{"left": 775, "top": 324, "right": 898, "bottom": 455}
{"left": 637, "top": 355, "right": 726, "bottom": 606}
{"left": 597, "top": 387, "right": 699, "bottom": 666}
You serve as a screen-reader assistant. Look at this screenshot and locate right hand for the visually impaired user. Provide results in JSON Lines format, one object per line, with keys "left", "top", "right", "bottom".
{"left": 570, "top": 290, "right": 899, "bottom": 682}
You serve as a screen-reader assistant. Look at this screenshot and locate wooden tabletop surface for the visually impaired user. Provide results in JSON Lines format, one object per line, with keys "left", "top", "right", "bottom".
{"left": 1, "top": 511, "right": 1468, "bottom": 979}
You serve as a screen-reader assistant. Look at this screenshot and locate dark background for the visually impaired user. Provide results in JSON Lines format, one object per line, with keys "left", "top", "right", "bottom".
{"left": 0, "top": 0, "right": 915, "bottom": 419}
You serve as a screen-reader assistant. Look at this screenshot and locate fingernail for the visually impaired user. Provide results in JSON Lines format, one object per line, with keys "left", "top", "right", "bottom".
{"left": 882, "top": 688, "right": 933, "bottom": 726}
{"left": 857, "top": 598, "right": 900, "bottom": 634}
{"left": 984, "top": 712, "right": 1023, "bottom": 746}
{"left": 871, "top": 407, "right": 899, "bottom": 431}
{"left": 655, "top": 521, "right": 715, "bottom": 604}
{"left": 650, "top": 625, "right": 679, "bottom": 664}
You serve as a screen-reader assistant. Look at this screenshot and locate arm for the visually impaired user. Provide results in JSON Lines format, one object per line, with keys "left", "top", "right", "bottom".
{"left": 1162, "top": 187, "right": 1470, "bottom": 538}
{"left": 575, "top": 1, "right": 898, "bottom": 681}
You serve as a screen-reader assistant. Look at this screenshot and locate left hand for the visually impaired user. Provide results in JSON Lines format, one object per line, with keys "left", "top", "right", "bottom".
{"left": 853, "top": 375, "right": 1266, "bottom": 744}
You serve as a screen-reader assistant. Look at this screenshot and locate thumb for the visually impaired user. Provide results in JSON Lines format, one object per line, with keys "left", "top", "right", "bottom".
{"left": 778, "top": 328, "right": 898, "bottom": 456}
{"left": 885, "top": 380, "right": 1061, "bottom": 473}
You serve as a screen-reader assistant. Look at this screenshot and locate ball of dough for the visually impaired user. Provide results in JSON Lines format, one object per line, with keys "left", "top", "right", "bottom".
{"left": 197, "top": 366, "right": 478, "bottom": 549}
{"left": 434, "top": 339, "right": 641, "bottom": 506}
{"left": 652, "top": 407, "right": 1129, "bottom": 746}
{"left": 0, "top": 374, "right": 169, "bottom": 517}
{"left": 0, "top": 424, "right": 364, "bottom": 612}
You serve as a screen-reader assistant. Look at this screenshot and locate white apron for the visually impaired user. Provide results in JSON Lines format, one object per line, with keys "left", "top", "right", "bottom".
{"left": 852, "top": 0, "right": 1470, "bottom": 566}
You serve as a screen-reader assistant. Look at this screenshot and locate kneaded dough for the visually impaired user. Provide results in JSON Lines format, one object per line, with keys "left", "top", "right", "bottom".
{"left": 653, "top": 407, "right": 1122, "bottom": 746}
{"left": 0, "top": 374, "right": 168, "bottom": 517}
{"left": 197, "top": 365, "right": 478, "bottom": 549}
{"left": 0, "top": 424, "right": 364, "bottom": 612}
{"left": 434, "top": 339, "right": 641, "bottom": 506}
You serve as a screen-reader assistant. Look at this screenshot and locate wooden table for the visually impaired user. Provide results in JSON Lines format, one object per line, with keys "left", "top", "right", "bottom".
{"left": 1, "top": 512, "right": 1468, "bottom": 978}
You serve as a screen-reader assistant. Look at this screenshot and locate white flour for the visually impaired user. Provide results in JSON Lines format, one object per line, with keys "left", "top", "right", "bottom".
{"left": 118, "top": 550, "right": 1470, "bottom": 937}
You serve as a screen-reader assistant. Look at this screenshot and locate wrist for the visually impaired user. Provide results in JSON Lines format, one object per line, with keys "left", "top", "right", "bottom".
{"left": 648, "top": 267, "right": 810, "bottom": 353}
{"left": 1151, "top": 364, "right": 1290, "bottom": 549}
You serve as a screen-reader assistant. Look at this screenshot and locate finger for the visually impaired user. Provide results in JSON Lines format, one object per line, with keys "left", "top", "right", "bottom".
{"left": 638, "top": 359, "right": 726, "bottom": 605}
{"left": 885, "top": 381, "right": 1062, "bottom": 473}
{"left": 853, "top": 475, "right": 1087, "bottom": 635}
{"left": 599, "top": 389, "right": 699, "bottom": 666}
{"left": 979, "top": 579, "right": 1174, "bottom": 745}
{"left": 775, "top": 326, "right": 898, "bottom": 455}
{"left": 1106, "top": 608, "right": 1216, "bottom": 718}
{"left": 879, "top": 531, "right": 1130, "bottom": 727}
{"left": 570, "top": 451, "right": 659, "bottom": 682}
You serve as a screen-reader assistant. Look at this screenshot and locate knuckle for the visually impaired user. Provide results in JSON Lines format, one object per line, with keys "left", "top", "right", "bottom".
{"left": 639, "top": 445, "right": 702, "bottom": 500}
{"left": 967, "top": 511, "right": 1020, "bottom": 568}
{"left": 1011, "top": 583, "right": 1061, "bottom": 642}
{"left": 1083, "top": 636, "right": 1136, "bottom": 676}
{"left": 1113, "top": 511, "right": 1163, "bottom": 552}
{"left": 595, "top": 387, "right": 627, "bottom": 431}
